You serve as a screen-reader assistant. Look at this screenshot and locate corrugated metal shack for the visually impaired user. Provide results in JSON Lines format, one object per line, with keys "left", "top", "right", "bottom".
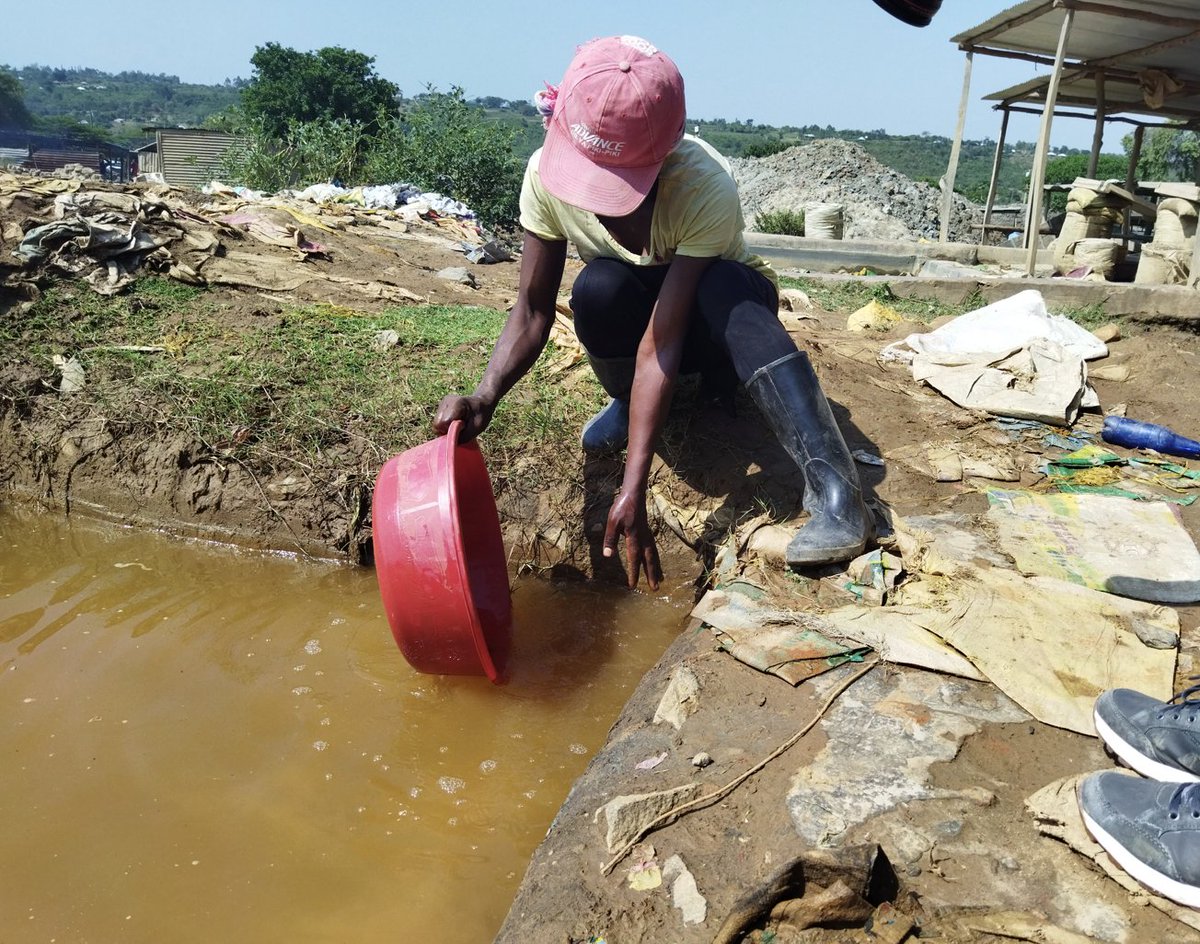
{"left": 0, "top": 129, "right": 132, "bottom": 181}
{"left": 146, "top": 128, "right": 241, "bottom": 189}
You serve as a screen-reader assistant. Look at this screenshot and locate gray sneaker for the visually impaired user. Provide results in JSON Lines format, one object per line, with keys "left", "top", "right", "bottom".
{"left": 1094, "top": 684, "right": 1200, "bottom": 783}
{"left": 1079, "top": 771, "right": 1200, "bottom": 908}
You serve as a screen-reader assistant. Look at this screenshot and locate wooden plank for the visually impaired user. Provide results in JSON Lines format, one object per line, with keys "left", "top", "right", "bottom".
{"left": 940, "top": 51, "right": 974, "bottom": 244}
{"left": 983, "top": 108, "right": 1011, "bottom": 239}
{"left": 1088, "top": 71, "right": 1106, "bottom": 178}
{"left": 1025, "top": 7, "right": 1077, "bottom": 274}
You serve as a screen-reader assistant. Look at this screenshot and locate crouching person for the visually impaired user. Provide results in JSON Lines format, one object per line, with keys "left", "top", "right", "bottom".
{"left": 434, "top": 35, "right": 872, "bottom": 590}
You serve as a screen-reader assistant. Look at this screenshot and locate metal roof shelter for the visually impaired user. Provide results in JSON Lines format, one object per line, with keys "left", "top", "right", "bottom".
{"left": 940, "top": 0, "right": 1200, "bottom": 280}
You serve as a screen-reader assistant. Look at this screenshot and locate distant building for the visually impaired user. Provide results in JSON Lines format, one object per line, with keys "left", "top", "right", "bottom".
{"left": 142, "top": 127, "right": 243, "bottom": 189}
{"left": 0, "top": 129, "right": 132, "bottom": 181}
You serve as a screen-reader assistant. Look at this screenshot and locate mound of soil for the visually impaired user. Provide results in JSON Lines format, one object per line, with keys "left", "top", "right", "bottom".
{"left": 731, "top": 138, "right": 980, "bottom": 242}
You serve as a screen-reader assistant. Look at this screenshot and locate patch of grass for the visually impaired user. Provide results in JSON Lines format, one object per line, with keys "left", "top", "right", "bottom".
{"left": 133, "top": 276, "right": 205, "bottom": 305}
{"left": 1, "top": 285, "right": 598, "bottom": 476}
{"left": 754, "top": 209, "right": 806, "bottom": 237}
{"left": 781, "top": 276, "right": 984, "bottom": 324}
{"left": 1052, "top": 303, "right": 1116, "bottom": 330}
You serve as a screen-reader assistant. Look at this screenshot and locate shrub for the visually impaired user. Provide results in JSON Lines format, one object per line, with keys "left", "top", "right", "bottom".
{"left": 220, "top": 115, "right": 370, "bottom": 192}
{"left": 365, "top": 88, "right": 521, "bottom": 227}
{"left": 742, "top": 140, "right": 793, "bottom": 159}
{"left": 753, "top": 208, "right": 806, "bottom": 236}
{"left": 217, "top": 87, "right": 523, "bottom": 228}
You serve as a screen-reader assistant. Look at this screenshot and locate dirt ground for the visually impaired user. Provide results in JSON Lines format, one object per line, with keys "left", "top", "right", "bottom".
{"left": 4, "top": 171, "right": 1200, "bottom": 942}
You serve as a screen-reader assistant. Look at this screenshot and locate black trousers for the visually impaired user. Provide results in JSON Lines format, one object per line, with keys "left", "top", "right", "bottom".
{"left": 568, "top": 257, "right": 795, "bottom": 384}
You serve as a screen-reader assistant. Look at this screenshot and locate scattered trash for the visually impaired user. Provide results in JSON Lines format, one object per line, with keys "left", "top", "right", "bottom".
{"left": 217, "top": 205, "right": 329, "bottom": 255}
{"left": 663, "top": 855, "right": 707, "bottom": 925}
{"left": 911, "top": 339, "right": 1090, "bottom": 427}
{"left": 1102, "top": 415, "right": 1200, "bottom": 460}
{"left": 852, "top": 449, "right": 885, "bottom": 467}
{"left": 1042, "top": 431, "right": 1093, "bottom": 451}
{"left": 959, "top": 910, "right": 1096, "bottom": 944}
{"left": 626, "top": 843, "right": 661, "bottom": 891}
{"left": 888, "top": 511, "right": 1178, "bottom": 734}
{"left": 461, "top": 239, "right": 512, "bottom": 264}
{"left": 435, "top": 266, "right": 476, "bottom": 288}
{"left": 924, "top": 444, "right": 963, "bottom": 482}
{"left": 778, "top": 287, "right": 813, "bottom": 312}
{"left": 1042, "top": 446, "right": 1200, "bottom": 505}
{"left": 3, "top": 169, "right": 502, "bottom": 300}
{"left": 834, "top": 548, "right": 904, "bottom": 606}
{"left": 986, "top": 489, "right": 1200, "bottom": 603}
{"left": 880, "top": 290, "right": 1108, "bottom": 365}
{"left": 691, "top": 583, "right": 870, "bottom": 686}
{"left": 52, "top": 354, "right": 85, "bottom": 393}
{"left": 594, "top": 783, "right": 704, "bottom": 854}
{"left": 1088, "top": 362, "right": 1131, "bottom": 382}
{"left": 652, "top": 665, "right": 700, "bottom": 731}
{"left": 879, "top": 292, "right": 1107, "bottom": 425}
{"left": 897, "top": 560, "right": 1177, "bottom": 735}
{"left": 846, "top": 299, "right": 903, "bottom": 332}
{"left": 1046, "top": 444, "right": 1123, "bottom": 469}
{"left": 711, "top": 845, "right": 897, "bottom": 944}
{"left": 635, "top": 752, "right": 668, "bottom": 771}
{"left": 818, "top": 605, "right": 985, "bottom": 681}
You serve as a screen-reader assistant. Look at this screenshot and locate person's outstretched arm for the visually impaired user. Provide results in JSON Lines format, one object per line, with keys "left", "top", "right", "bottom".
{"left": 434, "top": 231, "right": 567, "bottom": 440}
{"left": 604, "top": 254, "right": 714, "bottom": 590}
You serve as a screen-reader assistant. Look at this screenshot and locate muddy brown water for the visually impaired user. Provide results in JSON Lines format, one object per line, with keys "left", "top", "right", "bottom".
{"left": 0, "top": 506, "right": 688, "bottom": 943}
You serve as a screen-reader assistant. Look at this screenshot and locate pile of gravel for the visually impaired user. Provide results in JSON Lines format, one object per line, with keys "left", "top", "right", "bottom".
{"left": 730, "top": 139, "right": 980, "bottom": 243}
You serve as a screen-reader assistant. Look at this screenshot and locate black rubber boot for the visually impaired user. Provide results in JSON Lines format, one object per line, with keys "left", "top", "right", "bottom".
{"left": 747, "top": 351, "right": 872, "bottom": 566}
{"left": 582, "top": 355, "right": 636, "bottom": 453}
{"left": 872, "top": 0, "right": 942, "bottom": 27}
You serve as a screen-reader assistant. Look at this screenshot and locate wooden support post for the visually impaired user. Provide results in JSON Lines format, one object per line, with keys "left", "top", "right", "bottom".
{"left": 1123, "top": 124, "right": 1145, "bottom": 250}
{"left": 1191, "top": 226, "right": 1200, "bottom": 288}
{"left": 1025, "top": 6, "right": 1077, "bottom": 275}
{"left": 1125, "top": 125, "right": 1145, "bottom": 191}
{"left": 1088, "top": 71, "right": 1106, "bottom": 177}
{"left": 941, "top": 51, "right": 974, "bottom": 243}
{"left": 982, "top": 109, "right": 1011, "bottom": 241}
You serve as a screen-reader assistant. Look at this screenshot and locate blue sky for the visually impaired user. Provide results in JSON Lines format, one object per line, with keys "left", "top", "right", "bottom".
{"left": 2, "top": 1, "right": 1111, "bottom": 151}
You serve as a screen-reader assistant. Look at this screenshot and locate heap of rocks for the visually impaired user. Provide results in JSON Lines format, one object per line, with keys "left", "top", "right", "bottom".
{"left": 730, "top": 138, "right": 980, "bottom": 243}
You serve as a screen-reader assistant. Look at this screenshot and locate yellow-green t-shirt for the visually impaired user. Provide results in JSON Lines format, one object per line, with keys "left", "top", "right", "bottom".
{"left": 519, "top": 135, "right": 777, "bottom": 290}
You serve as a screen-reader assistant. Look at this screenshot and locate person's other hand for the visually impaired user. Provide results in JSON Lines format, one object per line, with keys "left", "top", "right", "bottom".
{"left": 603, "top": 490, "right": 662, "bottom": 591}
{"left": 433, "top": 394, "right": 494, "bottom": 442}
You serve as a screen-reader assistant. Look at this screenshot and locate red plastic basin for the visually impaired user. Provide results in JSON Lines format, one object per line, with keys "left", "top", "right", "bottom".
{"left": 372, "top": 421, "right": 511, "bottom": 682}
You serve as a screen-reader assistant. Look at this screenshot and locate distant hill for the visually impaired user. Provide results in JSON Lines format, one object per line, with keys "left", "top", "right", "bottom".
{"left": 6, "top": 65, "right": 241, "bottom": 145}
{"left": 3, "top": 64, "right": 1103, "bottom": 205}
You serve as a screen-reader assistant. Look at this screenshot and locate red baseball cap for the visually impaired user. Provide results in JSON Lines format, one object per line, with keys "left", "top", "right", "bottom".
{"left": 540, "top": 36, "right": 686, "bottom": 217}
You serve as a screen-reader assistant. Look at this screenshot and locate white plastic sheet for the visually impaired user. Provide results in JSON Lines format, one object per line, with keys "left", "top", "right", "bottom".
{"left": 880, "top": 290, "right": 1108, "bottom": 364}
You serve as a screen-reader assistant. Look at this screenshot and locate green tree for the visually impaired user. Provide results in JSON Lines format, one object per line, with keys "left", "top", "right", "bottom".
{"left": 1043, "top": 152, "right": 1128, "bottom": 212}
{"left": 0, "top": 68, "right": 32, "bottom": 128}
{"left": 240, "top": 43, "right": 399, "bottom": 138}
{"left": 1123, "top": 127, "right": 1199, "bottom": 182}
